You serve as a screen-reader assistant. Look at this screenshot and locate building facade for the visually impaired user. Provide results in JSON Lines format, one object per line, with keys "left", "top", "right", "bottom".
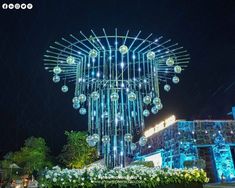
{"left": 135, "top": 116, "right": 235, "bottom": 182}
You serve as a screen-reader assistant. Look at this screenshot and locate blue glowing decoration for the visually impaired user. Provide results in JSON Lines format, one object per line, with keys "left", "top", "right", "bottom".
{"left": 92, "top": 133, "right": 100, "bottom": 143}
{"left": 72, "top": 96, "right": 79, "bottom": 103}
{"left": 78, "top": 94, "right": 86, "bottom": 103}
{"left": 79, "top": 107, "right": 87, "bottom": 115}
{"left": 228, "top": 106, "right": 235, "bottom": 120}
{"left": 174, "top": 65, "right": 182, "bottom": 73}
{"left": 166, "top": 57, "right": 174, "bottom": 66}
{"left": 66, "top": 56, "right": 75, "bottom": 64}
{"left": 212, "top": 133, "right": 235, "bottom": 181}
{"left": 110, "top": 92, "right": 119, "bottom": 102}
{"left": 124, "top": 133, "right": 133, "bottom": 142}
{"left": 119, "top": 44, "right": 128, "bottom": 54}
{"left": 128, "top": 92, "right": 137, "bottom": 101}
{"left": 89, "top": 49, "right": 98, "bottom": 58}
{"left": 151, "top": 106, "right": 158, "bottom": 114}
{"left": 72, "top": 102, "right": 80, "bottom": 109}
{"left": 53, "top": 66, "right": 62, "bottom": 74}
{"left": 143, "top": 96, "right": 152, "bottom": 105}
{"left": 102, "top": 135, "right": 110, "bottom": 144}
{"left": 147, "top": 51, "right": 156, "bottom": 60}
{"left": 153, "top": 97, "right": 161, "bottom": 105}
{"left": 52, "top": 75, "right": 60, "bottom": 83}
{"left": 139, "top": 136, "right": 148, "bottom": 146}
{"left": 131, "top": 143, "right": 137, "bottom": 151}
{"left": 137, "top": 120, "right": 235, "bottom": 182}
{"left": 43, "top": 29, "right": 189, "bottom": 168}
{"left": 156, "top": 103, "right": 163, "bottom": 110}
{"left": 91, "top": 91, "right": 99, "bottom": 100}
{"left": 86, "top": 135, "right": 96, "bottom": 147}
{"left": 164, "top": 84, "right": 171, "bottom": 92}
{"left": 61, "top": 85, "right": 68, "bottom": 93}
{"left": 172, "top": 76, "right": 180, "bottom": 84}
{"left": 143, "top": 109, "right": 150, "bottom": 117}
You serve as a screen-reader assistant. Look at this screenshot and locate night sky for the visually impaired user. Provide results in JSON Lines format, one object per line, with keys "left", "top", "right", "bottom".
{"left": 0, "top": 0, "right": 234, "bottom": 158}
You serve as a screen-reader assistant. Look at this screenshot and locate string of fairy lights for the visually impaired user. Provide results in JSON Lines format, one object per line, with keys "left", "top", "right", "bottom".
{"left": 44, "top": 29, "right": 190, "bottom": 168}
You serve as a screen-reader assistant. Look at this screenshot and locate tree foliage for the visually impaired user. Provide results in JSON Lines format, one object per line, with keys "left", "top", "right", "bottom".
{"left": 0, "top": 137, "right": 53, "bottom": 175}
{"left": 58, "top": 131, "right": 98, "bottom": 168}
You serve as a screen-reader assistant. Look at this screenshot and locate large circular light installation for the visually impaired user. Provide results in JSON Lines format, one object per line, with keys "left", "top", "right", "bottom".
{"left": 43, "top": 29, "right": 189, "bottom": 168}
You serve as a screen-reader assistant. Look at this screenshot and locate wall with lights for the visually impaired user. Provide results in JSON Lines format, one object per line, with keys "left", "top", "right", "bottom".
{"left": 136, "top": 119, "right": 235, "bottom": 182}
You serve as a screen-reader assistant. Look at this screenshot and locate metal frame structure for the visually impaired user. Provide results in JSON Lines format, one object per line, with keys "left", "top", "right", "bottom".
{"left": 43, "top": 29, "right": 189, "bottom": 168}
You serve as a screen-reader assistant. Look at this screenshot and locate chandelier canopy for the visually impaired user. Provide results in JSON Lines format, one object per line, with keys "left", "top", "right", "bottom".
{"left": 44, "top": 29, "right": 189, "bottom": 168}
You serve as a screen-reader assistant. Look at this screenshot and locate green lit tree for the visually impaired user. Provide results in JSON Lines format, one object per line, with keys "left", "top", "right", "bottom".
{"left": 58, "top": 131, "right": 98, "bottom": 168}
{"left": 0, "top": 137, "right": 53, "bottom": 175}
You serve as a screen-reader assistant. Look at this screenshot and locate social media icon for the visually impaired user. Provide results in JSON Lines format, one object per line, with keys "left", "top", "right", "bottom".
{"left": 21, "top": 3, "right": 26, "bottom": 9}
{"left": 8, "top": 3, "right": 14, "bottom": 9}
{"left": 2, "top": 2, "right": 33, "bottom": 10}
{"left": 2, "top": 3, "right": 8, "bottom": 9}
{"left": 15, "top": 3, "right": 20, "bottom": 9}
{"left": 27, "top": 3, "right": 33, "bottom": 9}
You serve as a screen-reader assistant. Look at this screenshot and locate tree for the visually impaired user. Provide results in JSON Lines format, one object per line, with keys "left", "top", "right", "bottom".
{"left": 58, "top": 131, "right": 98, "bottom": 168}
{"left": 0, "top": 137, "right": 53, "bottom": 175}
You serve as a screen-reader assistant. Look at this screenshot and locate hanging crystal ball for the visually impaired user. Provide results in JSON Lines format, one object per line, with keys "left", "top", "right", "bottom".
{"left": 166, "top": 57, "right": 174, "bottom": 66}
{"left": 79, "top": 107, "right": 87, "bottom": 115}
{"left": 153, "top": 97, "right": 161, "bottom": 105}
{"left": 88, "top": 141, "right": 96, "bottom": 147}
{"left": 86, "top": 135, "right": 93, "bottom": 144}
{"left": 151, "top": 106, "right": 158, "bottom": 114}
{"left": 147, "top": 51, "right": 155, "bottom": 60}
{"left": 156, "top": 103, "right": 163, "bottom": 110}
{"left": 66, "top": 56, "right": 75, "bottom": 64}
{"left": 52, "top": 75, "right": 60, "bottom": 83}
{"left": 110, "top": 92, "right": 119, "bottom": 101}
{"left": 172, "top": 76, "right": 180, "bottom": 84}
{"left": 78, "top": 94, "right": 86, "bottom": 103}
{"left": 143, "top": 109, "right": 150, "bottom": 117}
{"left": 86, "top": 135, "right": 96, "bottom": 147}
{"left": 124, "top": 133, "right": 133, "bottom": 142}
{"left": 130, "top": 143, "right": 137, "bottom": 151}
{"left": 164, "top": 84, "right": 171, "bottom": 92}
{"left": 139, "top": 136, "right": 147, "bottom": 146}
{"left": 174, "top": 65, "right": 182, "bottom": 73}
{"left": 91, "top": 91, "right": 99, "bottom": 100}
{"left": 72, "top": 96, "right": 79, "bottom": 103}
{"left": 89, "top": 49, "right": 98, "bottom": 58}
{"left": 102, "top": 135, "right": 110, "bottom": 144}
{"left": 53, "top": 66, "right": 62, "bottom": 74}
{"left": 61, "top": 85, "right": 68, "bottom": 93}
{"left": 143, "top": 96, "right": 152, "bottom": 105}
{"left": 131, "top": 111, "right": 137, "bottom": 117}
{"left": 92, "top": 133, "right": 100, "bottom": 143}
{"left": 119, "top": 45, "right": 128, "bottom": 54}
{"left": 73, "top": 102, "right": 80, "bottom": 109}
{"left": 128, "top": 92, "right": 136, "bottom": 101}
